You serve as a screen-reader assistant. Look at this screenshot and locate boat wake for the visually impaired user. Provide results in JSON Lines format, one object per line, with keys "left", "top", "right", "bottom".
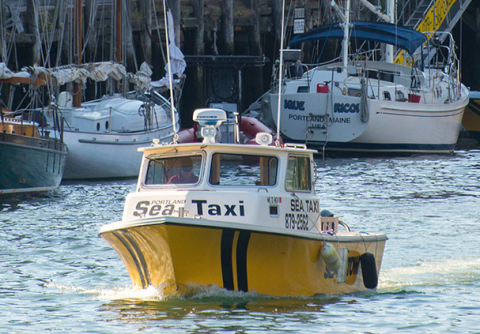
{"left": 46, "top": 281, "right": 341, "bottom": 305}
{"left": 46, "top": 257, "right": 479, "bottom": 302}
{"left": 46, "top": 281, "right": 267, "bottom": 302}
{"left": 378, "top": 257, "right": 480, "bottom": 291}
{"left": 45, "top": 282, "right": 165, "bottom": 301}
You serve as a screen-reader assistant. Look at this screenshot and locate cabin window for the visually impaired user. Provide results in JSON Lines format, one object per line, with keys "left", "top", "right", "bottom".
{"left": 285, "top": 155, "right": 311, "bottom": 192}
{"left": 395, "top": 90, "right": 405, "bottom": 102}
{"left": 209, "top": 153, "right": 278, "bottom": 186}
{"left": 145, "top": 155, "right": 202, "bottom": 185}
{"left": 379, "top": 72, "right": 394, "bottom": 82}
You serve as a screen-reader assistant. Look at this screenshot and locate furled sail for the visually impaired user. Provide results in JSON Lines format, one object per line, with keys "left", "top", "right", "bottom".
{"left": 150, "top": 11, "right": 186, "bottom": 90}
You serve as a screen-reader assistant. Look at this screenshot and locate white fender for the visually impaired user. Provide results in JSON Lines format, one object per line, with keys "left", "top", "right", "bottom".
{"left": 320, "top": 243, "right": 342, "bottom": 272}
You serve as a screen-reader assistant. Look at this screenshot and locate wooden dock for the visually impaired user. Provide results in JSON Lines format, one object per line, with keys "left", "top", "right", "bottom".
{"left": 1, "top": 0, "right": 479, "bottom": 123}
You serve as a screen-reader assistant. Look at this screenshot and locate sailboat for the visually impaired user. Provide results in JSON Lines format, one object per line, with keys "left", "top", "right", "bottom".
{"left": 40, "top": 0, "right": 181, "bottom": 180}
{"left": 0, "top": 64, "right": 68, "bottom": 195}
{"left": 258, "top": 0, "right": 468, "bottom": 155}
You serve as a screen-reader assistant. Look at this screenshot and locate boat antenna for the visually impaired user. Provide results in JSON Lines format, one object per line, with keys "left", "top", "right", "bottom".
{"left": 275, "top": 0, "right": 286, "bottom": 147}
{"left": 162, "top": 0, "right": 178, "bottom": 144}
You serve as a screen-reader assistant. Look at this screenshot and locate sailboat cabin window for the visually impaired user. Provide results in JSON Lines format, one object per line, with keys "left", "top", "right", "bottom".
{"left": 145, "top": 155, "right": 202, "bottom": 185}
{"left": 285, "top": 155, "right": 311, "bottom": 192}
{"left": 209, "top": 153, "right": 278, "bottom": 186}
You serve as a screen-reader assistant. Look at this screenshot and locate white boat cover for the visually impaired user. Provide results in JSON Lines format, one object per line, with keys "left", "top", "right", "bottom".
{"left": 21, "top": 62, "right": 127, "bottom": 85}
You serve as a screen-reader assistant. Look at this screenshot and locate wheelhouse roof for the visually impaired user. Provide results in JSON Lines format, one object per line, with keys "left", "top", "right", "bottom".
{"left": 139, "top": 142, "right": 317, "bottom": 156}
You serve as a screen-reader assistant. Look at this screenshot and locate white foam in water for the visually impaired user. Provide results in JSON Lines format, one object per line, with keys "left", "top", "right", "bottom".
{"left": 45, "top": 282, "right": 165, "bottom": 301}
{"left": 379, "top": 257, "right": 480, "bottom": 289}
{"left": 94, "top": 285, "right": 164, "bottom": 301}
{"left": 183, "top": 283, "right": 262, "bottom": 299}
{"left": 45, "top": 282, "right": 264, "bottom": 302}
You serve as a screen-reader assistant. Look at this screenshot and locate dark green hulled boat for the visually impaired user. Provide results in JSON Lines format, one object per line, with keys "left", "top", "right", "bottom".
{"left": 0, "top": 68, "right": 68, "bottom": 195}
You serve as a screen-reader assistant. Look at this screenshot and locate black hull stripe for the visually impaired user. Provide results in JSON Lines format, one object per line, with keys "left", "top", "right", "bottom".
{"left": 220, "top": 229, "right": 235, "bottom": 290}
{"left": 121, "top": 229, "right": 152, "bottom": 286}
{"left": 236, "top": 231, "right": 251, "bottom": 292}
{"left": 112, "top": 231, "right": 147, "bottom": 289}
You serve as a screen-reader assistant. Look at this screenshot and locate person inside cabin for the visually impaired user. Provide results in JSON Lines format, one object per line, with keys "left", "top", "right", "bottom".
{"left": 167, "top": 157, "right": 199, "bottom": 184}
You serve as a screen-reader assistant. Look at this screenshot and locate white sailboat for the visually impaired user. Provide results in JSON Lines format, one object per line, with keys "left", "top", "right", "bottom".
{"left": 52, "top": 87, "right": 178, "bottom": 180}
{"left": 41, "top": 0, "right": 182, "bottom": 180}
{"left": 259, "top": 0, "right": 468, "bottom": 155}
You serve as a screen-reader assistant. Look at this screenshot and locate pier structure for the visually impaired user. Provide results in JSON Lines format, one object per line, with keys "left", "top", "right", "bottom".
{"left": 1, "top": 0, "right": 479, "bottom": 121}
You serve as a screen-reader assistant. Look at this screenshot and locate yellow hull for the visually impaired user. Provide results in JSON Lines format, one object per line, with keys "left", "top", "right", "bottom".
{"left": 463, "top": 96, "right": 480, "bottom": 141}
{"left": 100, "top": 218, "right": 386, "bottom": 297}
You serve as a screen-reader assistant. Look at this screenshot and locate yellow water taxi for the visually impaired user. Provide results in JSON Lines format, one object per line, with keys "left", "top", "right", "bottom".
{"left": 99, "top": 108, "right": 387, "bottom": 297}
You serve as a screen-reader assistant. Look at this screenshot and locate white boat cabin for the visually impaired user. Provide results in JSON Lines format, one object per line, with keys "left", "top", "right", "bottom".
{"left": 121, "top": 109, "right": 338, "bottom": 234}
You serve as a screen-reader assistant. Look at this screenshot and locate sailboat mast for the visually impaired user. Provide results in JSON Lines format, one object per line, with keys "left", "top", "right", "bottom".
{"left": 385, "top": 0, "right": 395, "bottom": 63}
{"left": 275, "top": 0, "right": 286, "bottom": 147}
{"left": 116, "top": 0, "right": 122, "bottom": 63}
{"left": 358, "top": 0, "right": 395, "bottom": 62}
{"left": 342, "top": 0, "right": 350, "bottom": 80}
{"left": 163, "top": 0, "right": 178, "bottom": 142}
{"left": 73, "top": 0, "right": 83, "bottom": 107}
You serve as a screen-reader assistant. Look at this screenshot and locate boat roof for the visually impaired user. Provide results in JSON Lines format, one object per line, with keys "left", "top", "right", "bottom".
{"left": 289, "top": 21, "right": 427, "bottom": 55}
{"left": 139, "top": 142, "right": 318, "bottom": 155}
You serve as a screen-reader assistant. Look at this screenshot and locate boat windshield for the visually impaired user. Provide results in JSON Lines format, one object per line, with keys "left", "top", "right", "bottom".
{"left": 285, "top": 155, "right": 311, "bottom": 192}
{"left": 145, "top": 155, "right": 202, "bottom": 185}
{"left": 209, "top": 153, "right": 278, "bottom": 187}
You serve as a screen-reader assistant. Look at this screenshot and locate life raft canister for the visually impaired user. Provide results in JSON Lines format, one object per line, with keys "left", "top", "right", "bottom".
{"left": 360, "top": 252, "right": 378, "bottom": 289}
{"left": 320, "top": 243, "right": 342, "bottom": 272}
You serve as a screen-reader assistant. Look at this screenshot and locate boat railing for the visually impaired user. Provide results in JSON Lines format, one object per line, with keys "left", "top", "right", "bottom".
{"left": 311, "top": 64, "right": 423, "bottom": 102}
{"left": 275, "top": 48, "right": 462, "bottom": 104}
{"left": 421, "top": 31, "right": 462, "bottom": 101}
{"left": 271, "top": 56, "right": 343, "bottom": 92}
{"left": 338, "top": 220, "right": 351, "bottom": 232}
{"left": 355, "top": 62, "right": 461, "bottom": 104}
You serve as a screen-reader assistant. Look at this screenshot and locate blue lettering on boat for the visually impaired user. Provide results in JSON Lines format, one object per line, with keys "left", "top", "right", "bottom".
{"left": 334, "top": 103, "right": 360, "bottom": 113}
{"left": 284, "top": 99, "right": 305, "bottom": 111}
